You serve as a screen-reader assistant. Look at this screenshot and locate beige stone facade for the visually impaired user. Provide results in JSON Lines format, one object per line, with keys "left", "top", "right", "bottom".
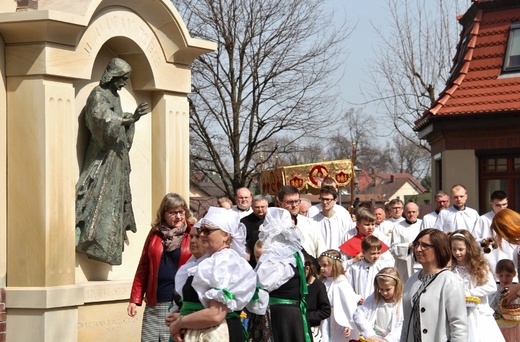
{"left": 0, "top": 1, "right": 215, "bottom": 340}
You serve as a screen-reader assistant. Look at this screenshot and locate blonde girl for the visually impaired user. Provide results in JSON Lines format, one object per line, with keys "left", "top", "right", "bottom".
{"left": 353, "top": 267, "right": 404, "bottom": 342}
{"left": 450, "top": 229, "right": 504, "bottom": 342}
{"left": 318, "top": 249, "right": 361, "bottom": 342}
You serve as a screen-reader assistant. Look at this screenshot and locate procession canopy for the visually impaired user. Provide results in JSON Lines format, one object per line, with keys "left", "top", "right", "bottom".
{"left": 261, "top": 159, "right": 354, "bottom": 196}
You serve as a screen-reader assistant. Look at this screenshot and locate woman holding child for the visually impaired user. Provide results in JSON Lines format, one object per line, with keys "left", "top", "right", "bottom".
{"left": 167, "top": 207, "right": 256, "bottom": 342}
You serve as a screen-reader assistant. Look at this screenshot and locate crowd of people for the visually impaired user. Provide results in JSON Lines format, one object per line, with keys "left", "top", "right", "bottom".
{"left": 126, "top": 180, "right": 520, "bottom": 342}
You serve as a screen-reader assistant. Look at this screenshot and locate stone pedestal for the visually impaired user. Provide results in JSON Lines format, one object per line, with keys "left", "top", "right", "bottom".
{"left": 0, "top": 1, "right": 216, "bottom": 341}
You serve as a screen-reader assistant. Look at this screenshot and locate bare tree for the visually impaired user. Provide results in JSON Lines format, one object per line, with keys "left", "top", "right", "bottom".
{"left": 327, "top": 108, "right": 391, "bottom": 172}
{"left": 367, "top": 0, "right": 470, "bottom": 151}
{"left": 384, "top": 134, "right": 430, "bottom": 179}
{"left": 278, "top": 139, "right": 327, "bottom": 167}
{"left": 173, "top": 0, "right": 351, "bottom": 198}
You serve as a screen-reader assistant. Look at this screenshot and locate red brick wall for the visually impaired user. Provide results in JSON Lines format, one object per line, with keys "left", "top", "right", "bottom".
{"left": 0, "top": 288, "right": 5, "bottom": 342}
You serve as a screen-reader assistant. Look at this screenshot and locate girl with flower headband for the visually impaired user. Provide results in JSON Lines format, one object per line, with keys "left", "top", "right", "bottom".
{"left": 450, "top": 229, "right": 504, "bottom": 342}
{"left": 318, "top": 249, "right": 361, "bottom": 342}
{"left": 353, "top": 267, "right": 404, "bottom": 342}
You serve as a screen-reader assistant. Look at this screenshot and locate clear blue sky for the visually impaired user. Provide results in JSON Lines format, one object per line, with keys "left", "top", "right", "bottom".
{"left": 324, "top": 0, "right": 472, "bottom": 139}
{"left": 326, "top": 0, "right": 390, "bottom": 105}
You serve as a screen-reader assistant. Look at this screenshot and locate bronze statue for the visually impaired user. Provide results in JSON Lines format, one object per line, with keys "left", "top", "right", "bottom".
{"left": 75, "top": 58, "right": 148, "bottom": 265}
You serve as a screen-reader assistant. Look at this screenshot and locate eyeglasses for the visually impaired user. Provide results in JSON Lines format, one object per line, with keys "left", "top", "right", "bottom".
{"left": 320, "top": 197, "right": 335, "bottom": 203}
{"left": 166, "top": 210, "right": 185, "bottom": 217}
{"left": 391, "top": 207, "right": 403, "bottom": 211}
{"left": 197, "top": 227, "right": 220, "bottom": 235}
{"left": 282, "top": 199, "right": 301, "bottom": 206}
{"left": 412, "top": 242, "right": 434, "bottom": 250}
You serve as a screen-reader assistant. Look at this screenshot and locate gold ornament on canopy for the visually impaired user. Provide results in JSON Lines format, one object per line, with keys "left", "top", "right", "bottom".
{"left": 261, "top": 159, "right": 354, "bottom": 195}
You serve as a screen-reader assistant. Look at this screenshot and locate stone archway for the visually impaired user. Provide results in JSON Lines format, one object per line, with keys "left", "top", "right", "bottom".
{"left": 1, "top": 1, "right": 215, "bottom": 340}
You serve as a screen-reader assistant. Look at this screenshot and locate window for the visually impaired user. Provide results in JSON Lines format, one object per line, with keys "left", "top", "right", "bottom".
{"left": 448, "top": 33, "right": 470, "bottom": 82}
{"left": 484, "top": 158, "right": 507, "bottom": 172}
{"left": 515, "top": 158, "right": 520, "bottom": 171}
{"left": 504, "top": 22, "right": 520, "bottom": 71}
{"left": 479, "top": 155, "right": 520, "bottom": 213}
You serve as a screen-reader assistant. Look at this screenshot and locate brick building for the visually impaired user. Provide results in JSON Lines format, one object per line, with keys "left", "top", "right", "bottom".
{"left": 416, "top": 0, "right": 520, "bottom": 213}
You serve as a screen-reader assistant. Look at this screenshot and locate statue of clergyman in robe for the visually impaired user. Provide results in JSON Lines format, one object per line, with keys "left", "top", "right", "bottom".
{"left": 75, "top": 57, "right": 149, "bottom": 265}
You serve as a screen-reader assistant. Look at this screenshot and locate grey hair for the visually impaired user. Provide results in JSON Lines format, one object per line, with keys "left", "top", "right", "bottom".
{"left": 252, "top": 194, "right": 268, "bottom": 204}
{"left": 300, "top": 198, "right": 312, "bottom": 204}
{"left": 434, "top": 190, "right": 449, "bottom": 197}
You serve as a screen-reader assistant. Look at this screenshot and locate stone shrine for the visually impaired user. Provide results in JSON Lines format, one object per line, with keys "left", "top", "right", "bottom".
{"left": 0, "top": 0, "right": 215, "bottom": 340}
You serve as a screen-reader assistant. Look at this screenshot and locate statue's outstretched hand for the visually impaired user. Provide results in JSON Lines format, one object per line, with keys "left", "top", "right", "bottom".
{"left": 133, "top": 102, "right": 149, "bottom": 121}
{"left": 123, "top": 102, "right": 149, "bottom": 126}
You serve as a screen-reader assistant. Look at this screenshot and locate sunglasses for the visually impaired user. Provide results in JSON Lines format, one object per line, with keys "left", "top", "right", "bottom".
{"left": 197, "top": 227, "right": 220, "bottom": 235}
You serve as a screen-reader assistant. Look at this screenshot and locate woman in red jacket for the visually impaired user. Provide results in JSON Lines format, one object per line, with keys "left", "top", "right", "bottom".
{"left": 128, "top": 193, "right": 193, "bottom": 341}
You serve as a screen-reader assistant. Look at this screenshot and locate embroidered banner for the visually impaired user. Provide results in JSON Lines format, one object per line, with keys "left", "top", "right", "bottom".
{"left": 261, "top": 159, "right": 353, "bottom": 195}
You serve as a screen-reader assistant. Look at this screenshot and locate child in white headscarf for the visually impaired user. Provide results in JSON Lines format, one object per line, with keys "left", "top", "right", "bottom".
{"left": 247, "top": 207, "right": 312, "bottom": 342}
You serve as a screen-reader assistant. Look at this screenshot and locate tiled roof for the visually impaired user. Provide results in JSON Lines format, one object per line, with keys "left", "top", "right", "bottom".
{"left": 376, "top": 172, "right": 427, "bottom": 193}
{"left": 416, "top": 2, "right": 520, "bottom": 128}
{"left": 357, "top": 172, "right": 427, "bottom": 201}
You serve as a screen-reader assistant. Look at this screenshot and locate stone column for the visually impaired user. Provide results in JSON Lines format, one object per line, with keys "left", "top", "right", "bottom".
{"left": 151, "top": 92, "right": 190, "bottom": 209}
{"left": 6, "top": 76, "right": 79, "bottom": 341}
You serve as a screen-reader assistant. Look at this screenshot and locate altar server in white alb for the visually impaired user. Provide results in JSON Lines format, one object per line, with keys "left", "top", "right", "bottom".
{"left": 341, "top": 207, "right": 394, "bottom": 270}
{"left": 420, "top": 190, "right": 450, "bottom": 230}
{"left": 347, "top": 235, "right": 393, "bottom": 302}
{"left": 307, "top": 177, "right": 352, "bottom": 226}
{"left": 374, "top": 205, "right": 391, "bottom": 245}
{"left": 311, "top": 186, "right": 351, "bottom": 252}
{"left": 434, "top": 184, "right": 479, "bottom": 233}
{"left": 390, "top": 202, "right": 422, "bottom": 283}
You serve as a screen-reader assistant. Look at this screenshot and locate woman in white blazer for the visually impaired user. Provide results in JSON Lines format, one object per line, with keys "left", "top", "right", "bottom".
{"left": 401, "top": 229, "right": 468, "bottom": 342}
